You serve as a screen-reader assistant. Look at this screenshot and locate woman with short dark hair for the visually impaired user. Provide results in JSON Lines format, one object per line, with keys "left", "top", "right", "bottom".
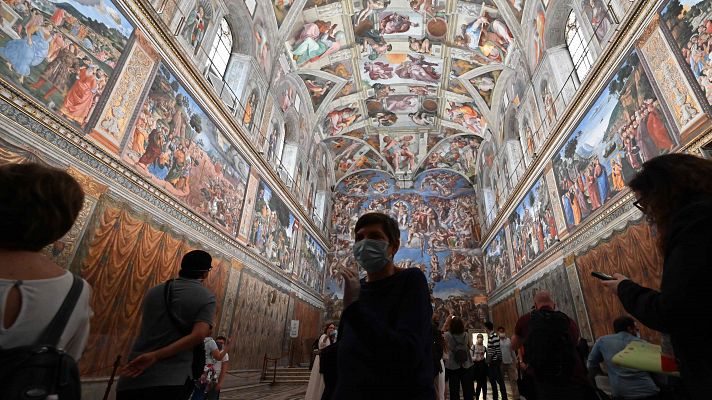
{"left": 305, "top": 322, "right": 336, "bottom": 400}
{"left": 600, "top": 154, "right": 712, "bottom": 399}
{"left": 0, "top": 162, "right": 92, "bottom": 360}
{"left": 443, "top": 316, "right": 474, "bottom": 400}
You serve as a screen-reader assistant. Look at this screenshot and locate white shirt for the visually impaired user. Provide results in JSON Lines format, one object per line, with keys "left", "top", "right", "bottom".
{"left": 0, "top": 271, "right": 92, "bottom": 360}
{"left": 204, "top": 337, "right": 229, "bottom": 374}
{"left": 499, "top": 336, "right": 516, "bottom": 365}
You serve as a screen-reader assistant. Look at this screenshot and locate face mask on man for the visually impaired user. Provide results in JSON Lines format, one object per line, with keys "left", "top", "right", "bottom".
{"left": 353, "top": 239, "right": 391, "bottom": 273}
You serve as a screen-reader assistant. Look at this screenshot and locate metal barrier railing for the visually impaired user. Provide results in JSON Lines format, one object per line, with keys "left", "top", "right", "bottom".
{"left": 261, "top": 354, "right": 279, "bottom": 385}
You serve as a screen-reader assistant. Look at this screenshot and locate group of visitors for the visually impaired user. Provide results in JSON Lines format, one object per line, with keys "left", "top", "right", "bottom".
{"left": 0, "top": 152, "right": 710, "bottom": 400}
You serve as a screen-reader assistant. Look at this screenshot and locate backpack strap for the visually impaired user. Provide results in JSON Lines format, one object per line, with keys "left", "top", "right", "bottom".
{"left": 164, "top": 279, "right": 190, "bottom": 335}
{"left": 37, "top": 274, "right": 84, "bottom": 347}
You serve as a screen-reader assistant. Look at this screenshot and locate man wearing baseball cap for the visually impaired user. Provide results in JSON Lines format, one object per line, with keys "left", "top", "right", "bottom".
{"left": 117, "top": 250, "right": 217, "bottom": 400}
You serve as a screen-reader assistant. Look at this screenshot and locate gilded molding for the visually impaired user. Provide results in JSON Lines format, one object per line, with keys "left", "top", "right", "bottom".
{"left": 108, "top": 0, "right": 331, "bottom": 249}
{"left": 479, "top": 0, "right": 657, "bottom": 248}
{"left": 67, "top": 167, "right": 109, "bottom": 199}
{"left": 0, "top": 93, "right": 324, "bottom": 308}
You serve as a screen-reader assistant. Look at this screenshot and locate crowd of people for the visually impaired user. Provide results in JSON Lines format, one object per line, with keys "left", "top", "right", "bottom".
{"left": 0, "top": 153, "right": 711, "bottom": 400}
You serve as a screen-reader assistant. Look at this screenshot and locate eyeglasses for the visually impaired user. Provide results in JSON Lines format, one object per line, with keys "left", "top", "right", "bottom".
{"left": 633, "top": 200, "right": 645, "bottom": 212}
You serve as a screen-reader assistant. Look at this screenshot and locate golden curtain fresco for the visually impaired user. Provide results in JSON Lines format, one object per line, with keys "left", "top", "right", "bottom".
{"left": 491, "top": 295, "right": 520, "bottom": 335}
{"left": 228, "top": 272, "right": 290, "bottom": 369}
{"left": 293, "top": 299, "right": 322, "bottom": 365}
{"left": 75, "top": 203, "right": 231, "bottom": 376}
{"left": 575, "top": 222, "right": 663, "bottom": 343}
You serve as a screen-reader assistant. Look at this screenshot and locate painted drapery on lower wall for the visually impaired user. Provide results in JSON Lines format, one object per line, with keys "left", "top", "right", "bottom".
{"left": 574, "top": 221, "right": 663, "bottom": 344}
{"left": 71, "top": 201, "right": 231, "bottom": 376}
{"left": 490, "top": 295, "right": 519, "bottom": 336}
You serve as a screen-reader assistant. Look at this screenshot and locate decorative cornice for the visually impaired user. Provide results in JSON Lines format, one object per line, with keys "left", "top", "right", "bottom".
{"left": 0, "top": 95, "right": 324, "bottom": 309}
{"left": 116, "top": 0, "right": 331, "bottom": 249}
{"left": 479, "top": 0, "right": 657, "bottom": 247}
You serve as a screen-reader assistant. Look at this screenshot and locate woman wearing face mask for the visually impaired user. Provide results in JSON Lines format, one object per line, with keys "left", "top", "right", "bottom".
{"left": 471, "top": 333, "right": 488, "bottom": 400}
{"left": 306, "top": 323, "right": 336, "bottom": 400}
{"left": 600, "top": 154, "right": 712, "bottom": 400}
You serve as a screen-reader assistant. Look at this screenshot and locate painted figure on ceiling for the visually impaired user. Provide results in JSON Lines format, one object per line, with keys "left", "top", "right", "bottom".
{"left": 395, "top": 54, "right": 440, "bottom": 83}
{"left": 356, "top": 0, "right": 390, "bottom": 25}
{"left": 0, "top": 21, "right": 52, "bottom": 84}
{"left": 325, "top": 107, "right": 360, "bottom": 134}
{"left": 364, "top": 61, "right": 394, "bottom": 80}
{"left": 292, "top": 20, "right": 343, "bottom": 65}
{"left": 379, "top": 12, "right": 419, "bottom": 34}
{"left": 181, "top": 3, "right": 209, "bottom": 51}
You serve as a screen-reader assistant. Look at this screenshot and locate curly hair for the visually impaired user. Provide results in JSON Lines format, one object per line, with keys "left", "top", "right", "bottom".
{"left": 628, "top": 153, "right": 712, "bottom": 252}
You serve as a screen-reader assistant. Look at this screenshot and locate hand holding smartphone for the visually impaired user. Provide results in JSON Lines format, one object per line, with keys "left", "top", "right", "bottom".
{"left": 591, "top": 271, "right": 615, "bottom": 281}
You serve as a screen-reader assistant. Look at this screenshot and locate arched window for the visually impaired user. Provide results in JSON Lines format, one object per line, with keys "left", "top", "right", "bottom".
{"left": 565, "top": 10, "right": 593, "bottom": 81}
{"left": 207, "top": 18, "right": 233, "bottom": 78}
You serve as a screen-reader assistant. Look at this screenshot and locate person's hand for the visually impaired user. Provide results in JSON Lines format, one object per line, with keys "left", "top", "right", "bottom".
{"left": 340, "top": 264, "right": 360, "bottom": 309}
{"left": 601, "top": 273, "right": 629, "bottom": 294}
{"left": 121, "top": 352, "right": 158, "bottom": 378}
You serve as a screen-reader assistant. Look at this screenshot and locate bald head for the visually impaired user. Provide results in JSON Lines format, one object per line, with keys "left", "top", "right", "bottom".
{"left": 534, "top": 291, "right": 556, "bottom": 310}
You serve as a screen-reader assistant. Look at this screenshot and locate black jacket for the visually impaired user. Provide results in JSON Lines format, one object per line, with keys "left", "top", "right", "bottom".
{"left": 617, "top": 198, "right": 712, "bottom": 399}
{"left": 332, "top": 268, "right": 435, "bottom": 400}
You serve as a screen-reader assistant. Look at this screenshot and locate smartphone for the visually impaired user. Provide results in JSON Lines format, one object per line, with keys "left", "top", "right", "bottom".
{"left": 591, "top": 271, "right": 615, "bottom": 281}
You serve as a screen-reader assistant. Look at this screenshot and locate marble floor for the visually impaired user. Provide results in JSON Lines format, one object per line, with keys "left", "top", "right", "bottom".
{"left": 220, "top": 384, "right": 307, "bottom": 400}
{"left": 216, "top": 382, "right": 521, "bottom": 400}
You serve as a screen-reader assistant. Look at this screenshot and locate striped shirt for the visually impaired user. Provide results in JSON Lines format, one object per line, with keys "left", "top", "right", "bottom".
{"left": 487, "top": 331, "right": 502, "bottom": 362}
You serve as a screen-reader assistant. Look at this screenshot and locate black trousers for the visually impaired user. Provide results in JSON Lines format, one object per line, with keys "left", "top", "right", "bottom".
{"left": 447, "top": 366, "right": 475, "bottom": 400}
{"left": 488, "top": 360, "right": 508, "bottom": 400}
{"left": 472, "top": 360, "right": 488, "bottom": 399}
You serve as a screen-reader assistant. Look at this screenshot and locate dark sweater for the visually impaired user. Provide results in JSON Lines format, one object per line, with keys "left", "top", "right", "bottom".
{"left": 333, "top": 268, "right": 435, "bottom": 400}
{"left": 617, "top": 198, "right": 712, "bottom": 399}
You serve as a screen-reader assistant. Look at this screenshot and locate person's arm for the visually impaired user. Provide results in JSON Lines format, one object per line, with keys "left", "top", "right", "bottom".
{"left": 341, "top": 269, "right": 432, "bottom": 363}
{"left": 511, "top": 315, "right": 526, "bottom": 352}
{"left": 587, "top": 340, "right": 604, "bottom": 382}
{"left": 614, "top": 209, "right": 712, "bottom": 333}
{"left": 217, "top": 359, "right": 228, "bottom": 391}
{"left": 123, "top": 321, "right": 211, "bottom": 377}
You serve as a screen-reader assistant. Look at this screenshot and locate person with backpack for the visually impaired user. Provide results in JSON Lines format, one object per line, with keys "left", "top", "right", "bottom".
{"left": 485, "top": 321, "right": 508, "bottom": 400}
{"left": 512, "top": 291, "right": 593, "bottom": 400}
{"left": 0, "top": 163, "right": 92, "bottom": 400}
{"left": 444, "top": 316, "right": 475, "bottom": 400}
{"left": 117, "top": 250, "right": 216, "bottom": 400}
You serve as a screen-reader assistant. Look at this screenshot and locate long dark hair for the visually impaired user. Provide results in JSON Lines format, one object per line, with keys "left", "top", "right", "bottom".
{"left": 628, "top": 154, "right": 712, "bottom": 252}
{"left": 449, "top": 316, "right": 465, "bottom": 335}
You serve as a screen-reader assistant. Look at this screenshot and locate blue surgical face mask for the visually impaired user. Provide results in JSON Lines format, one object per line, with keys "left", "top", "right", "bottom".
{"left": 353, "top": 239, "right": 391, "bottom": 273}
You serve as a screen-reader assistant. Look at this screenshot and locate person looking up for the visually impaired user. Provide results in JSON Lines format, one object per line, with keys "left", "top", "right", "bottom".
{"left": 335, "top": 212, "right": 434, "bottom": 399}
{"left": 117, "top": 250, "right": 216, "bottom": 400}
{"left": 587, "top": 316, "right": 659, "bottom": 400}
{"left": 600, "top": 154, "right": 712, "bottom": 399}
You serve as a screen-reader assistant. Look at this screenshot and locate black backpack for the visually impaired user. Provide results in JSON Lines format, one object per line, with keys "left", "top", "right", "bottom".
{"left": 524, "top": 309, "right": 577, "bottom": 382}
{"left": 0, "top": 274, "right": 84, "bottom": 400}
{"left": 452, "top": 334, "right": 470, "bottom": 366}
{"left": 164, "top": 279, "right": 205, "bottom": 380}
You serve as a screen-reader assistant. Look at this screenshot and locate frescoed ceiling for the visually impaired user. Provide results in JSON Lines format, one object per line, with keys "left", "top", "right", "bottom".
{"left": 273, "top": 0, "right": 524, "bottom": 187}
